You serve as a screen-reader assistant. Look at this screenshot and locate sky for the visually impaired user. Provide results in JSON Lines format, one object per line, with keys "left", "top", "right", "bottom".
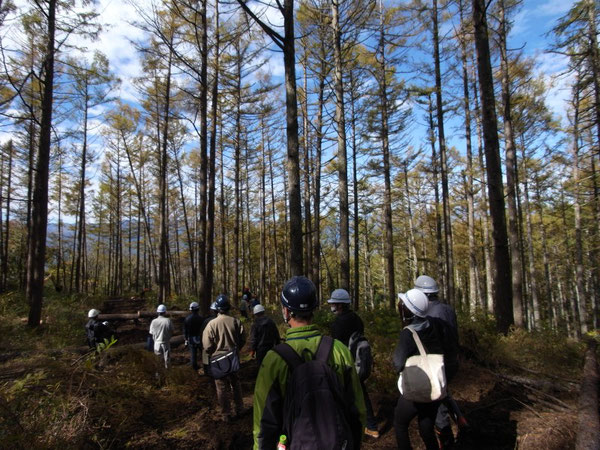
{"left": 2, "top": 0, "right": 576, "bottom": 129}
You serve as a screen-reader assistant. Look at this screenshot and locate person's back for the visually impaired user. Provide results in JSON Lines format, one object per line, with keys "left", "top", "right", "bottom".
{"left": 203, "top": 312, "right": 245, "bottom": 356}
{"left": 250, "top": 306, "right": 280, "bottom": 365}
{"left": 150, "top": 314, "right": 173, "bottom": 344}
{"left": 185, "top": 311, "right": 204, "bottom": 341}
{"left": 253, "top": 277, "right": 366, "bottom": 450}
{"left": 331, "top": 309, "right": 364, "bottom": 347}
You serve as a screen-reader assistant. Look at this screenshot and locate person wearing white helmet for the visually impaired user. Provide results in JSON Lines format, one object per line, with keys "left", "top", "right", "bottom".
{"left": 184, "top": 301, "right": 204, "bottom": 372}
{"left": 85, "top": 309, "right": 112, "bottom": 348}
{"left": 328, "top": 288, "right": 379, "bottom": 439}
{"left": 149, "top": 304, "right": 174, "bottom": 369}
{"left": 249, "top": 304, "right": 281, "bottom": 365}
{"left": 393, "top": 289, "right": 457, "bottom": 450}
{"left": 414, "top": 275, "right": 464, "bottom": 447}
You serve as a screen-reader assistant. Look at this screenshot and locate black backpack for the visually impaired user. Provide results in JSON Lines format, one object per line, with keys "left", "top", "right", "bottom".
{"left": 273, "top": 336, "right": 361, "bottom": 450}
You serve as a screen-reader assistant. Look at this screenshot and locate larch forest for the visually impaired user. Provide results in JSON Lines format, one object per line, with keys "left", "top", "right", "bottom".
{"left": 0, "top": 0, "right": 597, "bottom": 335}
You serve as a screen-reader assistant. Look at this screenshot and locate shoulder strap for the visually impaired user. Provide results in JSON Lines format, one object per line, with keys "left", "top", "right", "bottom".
{"left": 315, "top": 335, "right": 333, "bottom": 363}
{"left": 406, "top": 327, "right": 428, "bottom": 357}
{"left": 273, "top": 342, "right": 305, "bottom": 370}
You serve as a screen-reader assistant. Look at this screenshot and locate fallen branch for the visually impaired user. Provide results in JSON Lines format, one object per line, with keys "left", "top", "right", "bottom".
{"left": 575, "top": 339, "right": 599, "bottom": 450}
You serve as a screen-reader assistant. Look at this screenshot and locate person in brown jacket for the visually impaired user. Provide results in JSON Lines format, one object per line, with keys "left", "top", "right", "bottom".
{"left": 202, "top": 294, "right": 246, "bottom": 421}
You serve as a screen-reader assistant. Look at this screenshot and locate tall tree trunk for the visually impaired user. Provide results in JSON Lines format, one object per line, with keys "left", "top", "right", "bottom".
{"left": 332, "top": 0, "right": 350, "bottom": 290}
{"left": 1, "top": 140, "right": 12, "bottom": 291}
{"left": 302, "top": 54, "right": 313, "bottom": 280}
{"left": 432, "top": 0, "right": 455, "bottom": 305}
{"left": 520, "top": 141, "right": 540, "bottom": 329}
{"left": 206, "top": 0, "right": 220, "bottom": 311}
{"left": 158, "top": 45, "right": 174, "bottom": 304}
{"left": 427, "top": 95, "right": 444, "bottom": 285}
{"left": 282, "top": 0, "right": 303, "bottom": 276}
{"left": 233, "top": 52, "right": 242, "bottom": 304}
{"left": 312, "top": 68, "right": 325, "bottom": 300}
{"left": 197, "top": 0, "right": 209, "bottom": 305}
{"left": 472, "top": 61, "right": 494, "bottom": 313}
{"left": 27, "top": 0, "right": 56, "bottom": 327}
{"left": 377, "top": 11, "right": 396, "bottom": 309}
{"left": 498, "top": 0, "right": 524, "bottom": 327}
{"left": 458, "top": 0, "right": 479, "bottom": 311}
{"left": 472, "top": 0, "right": 514, "bottom": 333}
{"left": 350, "top": 71, "right": 360, "bottom": 308}
{"left": 571, "top": 85, "right": 588, "bottom": 334}
{"left": 75, "top": 83, "right": 89, "bottom": 293}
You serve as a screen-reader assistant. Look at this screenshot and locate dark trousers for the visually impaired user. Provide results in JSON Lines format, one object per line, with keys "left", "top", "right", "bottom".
{"left": 189, "top": 343, "right": 200, "bottom": 371}
{"left": 360, "top": 380, "right": 377, "bottom": 430}
{"left": 394, "top": 394, "right": 441, "bottom": 450}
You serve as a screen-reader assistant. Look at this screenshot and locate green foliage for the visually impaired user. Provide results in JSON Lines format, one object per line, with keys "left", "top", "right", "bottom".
{"left": 458, "top": 310, "right": 584, "bottom": 379}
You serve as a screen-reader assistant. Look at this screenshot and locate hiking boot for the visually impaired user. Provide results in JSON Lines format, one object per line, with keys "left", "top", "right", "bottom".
{"left": 364, "top": 428, "right": 380, "bottom": 439}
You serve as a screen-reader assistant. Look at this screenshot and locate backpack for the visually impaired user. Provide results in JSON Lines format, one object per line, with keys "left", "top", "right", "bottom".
{"left": 348, "top": 331, "right": 373, "bottom": 382}
{"left": 397, "top": 326, "right": 447, "bottom": 403}
{"left": 273, "top": 335, "right": 361, "bottom": 450}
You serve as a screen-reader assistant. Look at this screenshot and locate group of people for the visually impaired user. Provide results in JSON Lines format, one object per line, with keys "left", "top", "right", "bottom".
{"left": 252, "top": 274, "right": 465, "bottom": 450}
{"left": 85, "top": 273, "right": 464, "bottom": 449}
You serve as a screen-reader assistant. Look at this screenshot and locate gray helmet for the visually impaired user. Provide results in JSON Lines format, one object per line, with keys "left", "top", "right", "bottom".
{"left": 88, "top": 309, "right": 100, "bottom": 318}
{"left": 414, "top": 275, "right": 439, "bottom": 294}
{"left": 189, "top": 301, "right": 199, "bottom": 311}
{"left": 327, "top": 288, "right": 351, "bottom": 304}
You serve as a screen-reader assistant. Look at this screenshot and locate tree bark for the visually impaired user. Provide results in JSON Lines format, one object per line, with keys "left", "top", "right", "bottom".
{"left": 332, "top": 0, "right": 350, "bottom": 290}
{"left": 472, "top": 0, "right": 514, "bottom": 333}
{"left": 432, "top": 0, "right": 455, "bottom": 305}
{"left": 26, "top": 0, "right": 56, "bottom": 327}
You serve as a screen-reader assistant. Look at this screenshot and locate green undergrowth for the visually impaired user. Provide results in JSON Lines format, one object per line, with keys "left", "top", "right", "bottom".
{"left": 458, "top": 310, "right": 588, "bottom": 380}
{"left": 0, "top": 290, "right": 207, "bottom": 448}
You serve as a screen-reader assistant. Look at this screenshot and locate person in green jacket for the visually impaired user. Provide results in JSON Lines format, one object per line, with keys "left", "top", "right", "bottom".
{"left": 253, "top": 276, "right": 366, "bottom": 449}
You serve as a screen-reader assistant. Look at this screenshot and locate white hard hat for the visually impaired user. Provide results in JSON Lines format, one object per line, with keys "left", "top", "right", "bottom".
{"left": 327, "top": 288, "right": 351, "bottom": 304}
{"left": 414, "top": 275, "right": 439, "bottom": 294}
{"left": 253, "top": 304, "right": 265, "bottom": 314}
{"left": 88, "top": 309, "right": 100, "bottom": 318}
{"left": 398, "top": 289, "right": 429, "bottom": 317}
{"left": 189, "top": 301, "right": 199, "bottom": 310}
{"left": 157, "top": 304, "right": 167, "bottom": 313}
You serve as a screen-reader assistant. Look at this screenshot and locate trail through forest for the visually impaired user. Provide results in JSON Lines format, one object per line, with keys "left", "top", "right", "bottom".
{"left": 86, "top": 298, "right": 580, "bottom": 450}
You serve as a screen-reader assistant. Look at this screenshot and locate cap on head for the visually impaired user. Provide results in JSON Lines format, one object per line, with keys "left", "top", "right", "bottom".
{"left": 281, "top": 276, "right": 318, "bottom": 312}
{"left": 215, "top": 294, "right": 230, "bottom": 312}
{"left": 242, "top": 294, "right": 249, "bottom": 301}
{"left": 253, "top": 304, "right": 265, "bottom": 315}
{"left": 414, "top": 275, "right": 439, "bottom": 294}
{"left": 88, "top": 309, "right": 100, "bottom": 318}
{"left": 157, "top": 304, "right": 167, "bottom": 313}
{"left": 327, "top": 288, "right": 351, "bottom": 304}
{"left": 398, "top": 289, "right": 429, "bottom": 317}
{"left": 189, "top": 301, "right": 199, "bottom": 311}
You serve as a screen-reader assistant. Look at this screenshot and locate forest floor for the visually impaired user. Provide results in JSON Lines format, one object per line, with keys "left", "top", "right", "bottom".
{"left": 0, "top": 294, "right": 589, "bottom": 449}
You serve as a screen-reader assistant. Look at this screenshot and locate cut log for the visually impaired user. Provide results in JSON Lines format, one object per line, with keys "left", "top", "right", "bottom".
{"left": 575, "top": 339, "right": 600, "bottom": 450}
{"left": 97, "top": 311, "right": 188, "bottom": 320}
